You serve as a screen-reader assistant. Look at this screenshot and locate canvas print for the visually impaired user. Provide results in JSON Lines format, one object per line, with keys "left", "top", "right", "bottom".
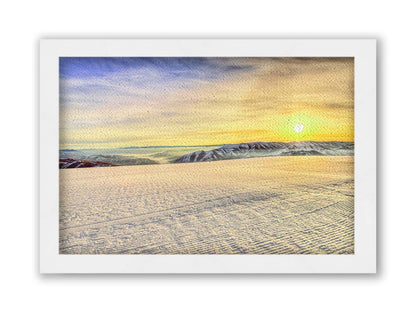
{"left": 59, "top": 57, "right": 354, "bottom": 255}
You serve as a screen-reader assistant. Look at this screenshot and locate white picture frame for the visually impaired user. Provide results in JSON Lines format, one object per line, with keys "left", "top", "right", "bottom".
{"left": 40, "top": 39, "right": 376, "bottom": 273}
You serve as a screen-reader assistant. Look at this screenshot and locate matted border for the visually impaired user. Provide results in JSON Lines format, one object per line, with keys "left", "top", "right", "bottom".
{"left": 40, "top": 39, "right": 376, "bottom": 273}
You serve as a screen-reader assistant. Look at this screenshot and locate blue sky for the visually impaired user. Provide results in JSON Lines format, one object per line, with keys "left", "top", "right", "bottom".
{"left": 60, "top": 57, "right": 254, "bottom": 80}
{"left": 59, "top": 57, "right": 256, "bottom": 107}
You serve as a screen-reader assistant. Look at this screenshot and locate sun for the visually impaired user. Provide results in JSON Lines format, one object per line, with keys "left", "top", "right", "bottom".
{"left": 271, "top": 113, "right": 321, "bottom": 141}
{"left": 294, "top": 124, "right": 304, "bottom": 133}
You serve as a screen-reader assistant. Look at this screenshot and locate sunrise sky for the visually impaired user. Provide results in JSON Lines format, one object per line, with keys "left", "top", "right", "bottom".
{"left": 59, "top": 57, "right": 354, "bottom": 149}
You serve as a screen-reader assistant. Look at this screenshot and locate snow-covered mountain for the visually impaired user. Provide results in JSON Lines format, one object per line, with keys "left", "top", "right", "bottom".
{"left": 59, "top": 158, "right": 117, "bottom": 169}
{"left": 174, "top": 141, "right": 354, "bottom": 163}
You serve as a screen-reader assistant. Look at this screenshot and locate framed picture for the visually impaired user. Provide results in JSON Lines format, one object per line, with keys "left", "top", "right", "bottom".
{"left": 40, "top": 39, "right": 376, "bottom": 273}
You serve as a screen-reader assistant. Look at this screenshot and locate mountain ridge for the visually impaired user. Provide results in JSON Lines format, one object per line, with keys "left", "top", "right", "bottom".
{"left": 174, "top": 141, "right": 354, "bottom": 163}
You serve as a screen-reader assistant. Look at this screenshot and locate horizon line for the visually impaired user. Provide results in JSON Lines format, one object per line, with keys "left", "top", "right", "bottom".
{"left": 60, "top": 140, "right": 354, "bottom": 151}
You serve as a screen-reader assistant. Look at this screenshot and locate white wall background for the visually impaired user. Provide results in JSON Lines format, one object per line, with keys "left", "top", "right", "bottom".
{"left": 0, "top": 0, "right": 413, "bottom": 311}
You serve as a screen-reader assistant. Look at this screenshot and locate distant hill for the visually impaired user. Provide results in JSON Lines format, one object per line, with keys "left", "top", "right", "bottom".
{"left": 174, "top": 141, "right": 354, "bottom": 163}
{"left": 59, "top": 158, "right": 116, "bottom": 169}
{"left": 59, "top": 155, "right": 159, "bottom": 168}
{"left": 84, "top": 155, "right": 159, "bottom": 166}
